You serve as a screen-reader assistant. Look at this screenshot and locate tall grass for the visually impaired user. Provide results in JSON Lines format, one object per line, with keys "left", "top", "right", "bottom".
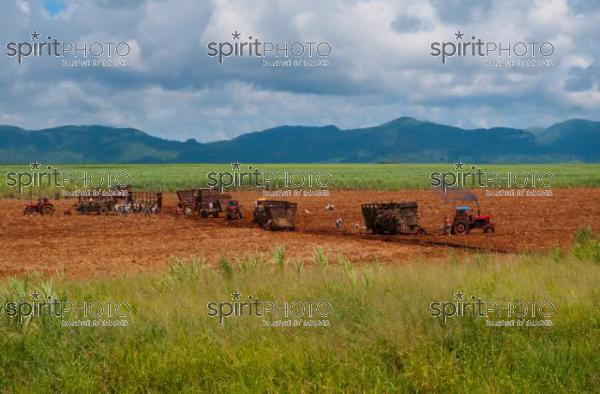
{"left": 1, "top": 163, "right": 600, "bottom": 197}
{"left": 0, "top": 239, "right": 598, "bottom": 392}
{"left": 573, "top": 226, "right": 600, "bottom": 263}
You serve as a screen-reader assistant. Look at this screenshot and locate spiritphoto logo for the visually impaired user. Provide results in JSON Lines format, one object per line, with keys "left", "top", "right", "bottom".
{"left": 0, "top": 289, "right": 131, "bottom": 328}
{"left": 430, "top": 30, "right": 555, "bottom": 67}
{"left": 430, "top": 161, "right": 554, "bottom": 196}
{"left": 207, "top": 30, "right": 332, "bottom": 67}
{"left": 207, "top": 161, "right": 331, "bottom": 197}
{"left": 207, "top": 290, "right": 332, "bottom": 327}
{"left": 429, "top": 290, "right": 555, "bottom": 327}
{"left": 5, "top": 30, "right": 131, "bottom": 67}
{"left": 4, "top": 161, "right": 131, "bottom": 194}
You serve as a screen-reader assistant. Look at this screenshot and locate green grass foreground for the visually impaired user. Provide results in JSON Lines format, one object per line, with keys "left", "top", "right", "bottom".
{"left": 1, "top": 232, "right": 599, "bottom": 393}
{"left": 1, "top": 163, "right": 600, "bottom": 197}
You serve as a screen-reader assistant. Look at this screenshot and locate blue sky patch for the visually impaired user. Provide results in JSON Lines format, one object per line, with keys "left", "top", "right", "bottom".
{"left": 43, "top": 0, "right": 66, "bottom": 16}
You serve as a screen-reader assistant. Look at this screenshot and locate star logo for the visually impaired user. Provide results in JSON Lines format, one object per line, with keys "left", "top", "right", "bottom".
{"left": 31, "top": 30, "right": 40, "bottom": 40}
{"left": 454, "top": 291, "right": 465, "bottom": 300}
{"left": 30, "top": 290, "right": 41, "bottom": 301}
{"left": 232, "top": 31, "right": 241, "bottom": 40}
{"left": 455, "top": 30, "right": 464, "bottom": 40}
{"left": 30, "top": 161, "right": 41, "bottom": 170}
{"left": 454, "top": 161, "right": 465, "bottom": 170}
{"left": 231, "top": 291, "right": 241, "bottom": 300}
{"left": 231, "top": 161, "right": 241, "bottom": 170}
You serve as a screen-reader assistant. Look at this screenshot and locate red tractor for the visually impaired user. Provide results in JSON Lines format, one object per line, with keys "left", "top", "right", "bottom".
{"left": 225, "top": 200, "right": 243, "bottom": 220}
{"left": 451, "top": 203, "right": 494, "bottom": 234}
{"left": 24, "top": 198, "right": 55, "bottom": 215}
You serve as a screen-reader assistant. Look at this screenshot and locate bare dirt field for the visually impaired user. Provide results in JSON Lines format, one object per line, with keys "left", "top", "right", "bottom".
{"left": 1, "top": 188, "right": 599, "bottom": 278}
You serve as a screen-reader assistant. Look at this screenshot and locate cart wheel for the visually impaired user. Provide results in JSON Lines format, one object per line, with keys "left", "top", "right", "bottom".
{"left": 452, "top": 219, "right": 469, "bottom": 235}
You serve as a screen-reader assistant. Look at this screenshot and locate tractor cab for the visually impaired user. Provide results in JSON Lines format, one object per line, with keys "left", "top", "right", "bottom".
{"left": 27, "top": 197, "right": 49, "bottom": 205}
{"left": 455, "top": 205, "right": 472, "bottom": 216}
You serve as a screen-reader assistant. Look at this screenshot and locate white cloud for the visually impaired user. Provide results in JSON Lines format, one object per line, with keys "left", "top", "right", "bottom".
{"left": 0, "top": 0, "right": 598, "bottom": 141}
{"left": 16, "top": 0, "right": 30, "bottom": 14}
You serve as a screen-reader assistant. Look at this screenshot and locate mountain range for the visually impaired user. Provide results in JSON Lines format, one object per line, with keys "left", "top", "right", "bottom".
{"left": 0, "top": 117, "right": 599, "bottom": 163}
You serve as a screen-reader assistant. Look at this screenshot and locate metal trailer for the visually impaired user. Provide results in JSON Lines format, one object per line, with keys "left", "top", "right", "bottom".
{"left": 76, "top": 195, "right": 119, "bottom": 215}
{"left": 128, "top": 191, "right": 163, "bottom": 209}
{"left": 75, "top": 186, "right": 162, "bottom": 215}
{"left": 361, "top": 201, "right": 424, "bottom": 235}
{"left": 253, "top": 200, "right": 298, "bottom": 231}
{"left": 176, "top": 188, "right": 230, "bottom": 217}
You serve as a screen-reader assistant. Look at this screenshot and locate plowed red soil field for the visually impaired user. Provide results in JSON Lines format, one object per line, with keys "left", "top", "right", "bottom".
{"left": 1, "top": 188, "right": 599, "bottom": 278}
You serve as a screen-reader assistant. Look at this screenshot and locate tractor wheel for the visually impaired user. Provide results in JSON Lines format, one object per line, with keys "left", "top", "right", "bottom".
{"left": 483, "top": 225, "right": 494, "bottom": 233}
{"left": 226, "top": 212, "right": 234, "bottom": 221}
{"left": 451, "top": 219, "right": 469, "bottom": 235}
{"left": 183, "top": 205, "right": 194, "bottom": 216}
{"left": 42, "top": 205, "right": 54, "bottom": 215}
{"left": 200, "top": 210, "right": 209, "bottom": 218}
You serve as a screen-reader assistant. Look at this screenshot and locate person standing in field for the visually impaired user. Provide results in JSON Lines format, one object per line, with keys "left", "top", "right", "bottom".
{"left": 444, "top": 217, "right": 452, "bottom": 236}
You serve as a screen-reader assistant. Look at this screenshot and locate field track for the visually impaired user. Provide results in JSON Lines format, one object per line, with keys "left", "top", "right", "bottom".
{"left": 1, "top": 188, "right": 599, "bottom": 278}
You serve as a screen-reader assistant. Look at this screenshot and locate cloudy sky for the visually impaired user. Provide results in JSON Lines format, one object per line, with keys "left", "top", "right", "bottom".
{"left": 0, "top": 0, "right": 599, "bottom": 141}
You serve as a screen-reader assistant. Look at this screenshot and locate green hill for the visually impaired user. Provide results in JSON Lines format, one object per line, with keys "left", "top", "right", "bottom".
{"left": 1, "top": 118, "right": 599, "bottom": 163}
